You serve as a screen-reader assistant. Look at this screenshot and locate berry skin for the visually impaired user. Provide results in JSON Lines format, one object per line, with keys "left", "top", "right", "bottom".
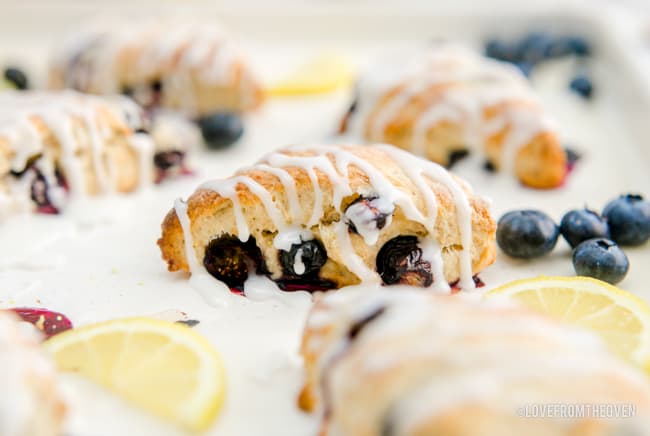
{"left": 485, "top": 39, "right": 517, "bottom": 62}
{"left": 560, "top": 208, "right": 609, "bottom": 248}
{"left": 602, "top": 194, "right": 650, "bottom": 246}
{"left": 203, "top": 235, "right": 265, "bottom": 292}
{"left": 12, "top": 308, "right": 73, "bottom": 338}
{"left": 4, "top": 67, "right": 29, "bottom": 90}
{"left": 573, "top": 238, "right": 629, "bottom": 284}
{"left": 497, "top": 210, "right": 559, "bottom": 259}
{"left": 569, "top": 75, "right": 594, "bottom": 99}
{"left": 517, "top": 32, "right": 554, "bottom": 64}
{"left": 376, "top": 236, "right": 432, "bottom": 287}
{"left": 279, "top": 239, "right": 327, "bottom": 277}
{"left": 198, "top": 112, "right": 244, "bottom": 150}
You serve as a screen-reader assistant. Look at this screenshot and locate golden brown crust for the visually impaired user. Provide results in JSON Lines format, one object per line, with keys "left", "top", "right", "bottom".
{"left": 350, "top": 61, "right": 568, "bottom": 189}
{"left": 158, "top": 144, "right": 496, "bottom": 289}
{"left": 49, "top": 26, "right": 265, "bottom": 116}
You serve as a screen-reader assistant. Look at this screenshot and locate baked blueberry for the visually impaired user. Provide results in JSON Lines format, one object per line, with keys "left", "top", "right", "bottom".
{"left": 153, "top": 150, "right": 185, "bottom": 171}
{"left": 446, "top": 149, "right": 469, "bottom": 168}
{"left": 569, "top": 75, "right": 593, "bottom": 99}
{"left": 560, "top": 208, "right": 609, "bottom": 248}
{"left": 603, "top": 194, "right": 650, "bottom": 246}
{"left": 198, "top": 112, "right": 244, "bottom": 149}
{"left": 4, "top": 67, "right": 29, "bottom": 90}
{"left": 573, "top": 238, "right": 629, "bottom": 284}
{"left": 376, "top": 236, "right": 433, "bottom": 287}
{"left": 565, "top": 147, "right": 581, "bottom": 169}
{"left": 279, "top": 239, "right": 327, "bottom": 277}
{"left": 483, "top": 159, "right": 496, "bottom": 172}
{"left": 203, "top": 235, "right": 265, "bottom": 291}
{"left": 345, "top": 196, "right": 394, "bottom": 240}
{"left": 497, "top": 210, "right": 559, "bottom": 259}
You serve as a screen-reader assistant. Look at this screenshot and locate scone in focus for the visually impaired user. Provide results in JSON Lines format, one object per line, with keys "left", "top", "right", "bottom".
{"left": 158, "top": 144, "right": 496, "bottom": 294}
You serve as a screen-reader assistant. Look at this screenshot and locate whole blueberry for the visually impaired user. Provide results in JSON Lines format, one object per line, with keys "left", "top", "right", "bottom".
{"left": 4, "top": 67, "right": 29, "bottom": 90}
{"left": 573, "top": 238, "right": 629, "bottom": 284}
{"left": 560, "top": 208, "right": 609, "bottom": 248}
{"left": 497, "top": 210, "right": 560, "bottom": 259}
{"left": 515, "top": 62, "right": 534, "bottom": 77}
{"left": 517, "top": 32, "right": 554, "bottom": 64}
{"left": 548, "top": 36, "right": 591, "bottom": 58}
{"left": 602, "top": 194, "right": 650, "bottom": 246}
{"left": 569, "top": 75, "right": 593, "bottom": 99}
{"left": 485, "top": 39, "right": 517, "bottom": 62}
{"left": 198, "top": 112, "right": 244, "bottom": 149}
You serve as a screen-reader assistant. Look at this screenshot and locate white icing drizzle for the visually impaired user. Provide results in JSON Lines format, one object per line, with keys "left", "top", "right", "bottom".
{"left": 0, "top": 91, "right": 156, "bottom": 216}
{"left": 305, "top": 287, "right": 650, "bottom": 434}
{"left": 52, "top": 20, "right": 258, "bottom": 118}
{"left": 177, "top": 144, "right": 481, "bottom": 292}
{"left": 344, "top": 196, "right": 394, "bottom": 246}
{"left": 349, "top": 45, "right": 558, "bottom": 173}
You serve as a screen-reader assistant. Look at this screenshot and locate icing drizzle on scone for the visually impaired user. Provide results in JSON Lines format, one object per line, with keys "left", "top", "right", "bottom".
{"left": 0, "top": 91, "right": 155, "bottom": 218}
{"left": 170, "top": 144, "right": 493, "bottom": 295}
{"left": 346, "top": 45, "right": 560, "bottom": 180}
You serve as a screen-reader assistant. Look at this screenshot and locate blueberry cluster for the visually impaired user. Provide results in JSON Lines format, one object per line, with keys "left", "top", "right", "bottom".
{"left": 484, "top": 32, "right": 594, "bottom": 99}
{"left": 497, "top": 193, "right": 650, "bottom": 285}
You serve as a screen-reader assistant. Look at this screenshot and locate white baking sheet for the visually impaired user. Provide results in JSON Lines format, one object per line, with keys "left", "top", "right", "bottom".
{"left": 1, "top": 3, "right": 650, "bottom": 435}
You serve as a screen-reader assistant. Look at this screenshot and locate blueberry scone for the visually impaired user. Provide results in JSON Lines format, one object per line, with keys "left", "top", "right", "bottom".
{"left": 340, "top": 45, "right": 567, "bottom": 189}
{"left": 299, "top": 287, "right": 650, "bottom": 435}
{"left": 0, "top": 91, "right": 157, "bottom": 217}
{"left": 158, "top": 144, "right": 496, "bottom": 294}
{"left": 49, "top": 21, "right": 264, "bottom": 118}
{"left": 0, "top": 311, "right": 66, "bottom": 436}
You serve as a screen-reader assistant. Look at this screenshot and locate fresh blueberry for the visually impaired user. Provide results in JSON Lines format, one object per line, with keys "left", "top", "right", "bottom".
{"left": 497, "top": 210, "right": 559, "bottom": 259}
{"left": 603, "top": 194, "right": 650, "bottom": 246}
{"left": 564, "top": 36, "right": 592, "bottom": 57}
{"left": 560, "top": 208, "right": 609, "bottom": 248}
{"left": 569, "top": 75, "right": 593, "bottom": 99}
{"left": 573, "top": 238, "right": 629, "bottom": 284}
{"left": 279, "top": 239, "right": 327, "bottom": 277}
{"left": 517, "top": 32, "right": 554, "bottom": 64}
{"left": 198, "top": 112, "right": 244, "bottom": 149}
{"left": 548, "top": 36, "right": 591, "bottom": 58}
{"left": 4, "top": 67, "right": 29, "bottom": 90}
{"left": 515, "top": 61, "right": 534, "bottom": 77}
{"left": 485, "top": 39, "right": 517, "bottom": 62}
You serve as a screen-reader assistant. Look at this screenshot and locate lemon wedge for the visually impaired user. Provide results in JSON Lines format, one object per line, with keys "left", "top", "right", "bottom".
{"left": 485, "top": 276, "right": 650, "bottom": 370}
{"left": 269, "top": 55, "right": 354, "bottom": 96}
{"left": 45, "top": 318, "right": 225, "bottom": 432}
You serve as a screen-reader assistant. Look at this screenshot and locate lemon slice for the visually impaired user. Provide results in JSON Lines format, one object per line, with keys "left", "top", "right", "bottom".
{"left": 45, "top": 318, "right": 225, "bottom": 432}
{"left": 485, "top": 276, "right": 650, "bottom": 370}
{"left": 269, "top": 55, "right": 354, "bottom": 96}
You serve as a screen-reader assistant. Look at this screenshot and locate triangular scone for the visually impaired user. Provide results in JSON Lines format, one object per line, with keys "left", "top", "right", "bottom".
{"left": 0, "top": 91, "right": 154, "bottom": 217}
{"left": 341, "top": 45, "right": 567, "bottom": 189}
{"left": 299, "top": 287, "right": 650, "bottom": 435}
{"left": 158, "top": 144, "right": 496, "bottom": 293}
{"left": 49, "top": 20, "right": 264, "bottom": 117}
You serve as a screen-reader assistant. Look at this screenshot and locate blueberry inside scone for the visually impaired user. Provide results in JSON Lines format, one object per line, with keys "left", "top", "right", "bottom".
{"left": 158, "top": 144, "right": 496, "bottom": 295}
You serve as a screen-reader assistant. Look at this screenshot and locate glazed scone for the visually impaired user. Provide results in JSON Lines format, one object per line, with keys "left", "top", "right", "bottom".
{"left": 0, "top": 91, "right": 155, "bottom": 217}
{"left": 158, "top": 144, "right": 496, "bottom": 294}
{"left": 49, "top": 20, "right": 264, "bottom": 118}
{"left": 299, "top": 286, "right": 650, "bottom": 436}
{"left": 0, "top": 311, "right": 66, "bottom": 436}
{"left": 341, "top": 45, "right": 567, "bottom": 189}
